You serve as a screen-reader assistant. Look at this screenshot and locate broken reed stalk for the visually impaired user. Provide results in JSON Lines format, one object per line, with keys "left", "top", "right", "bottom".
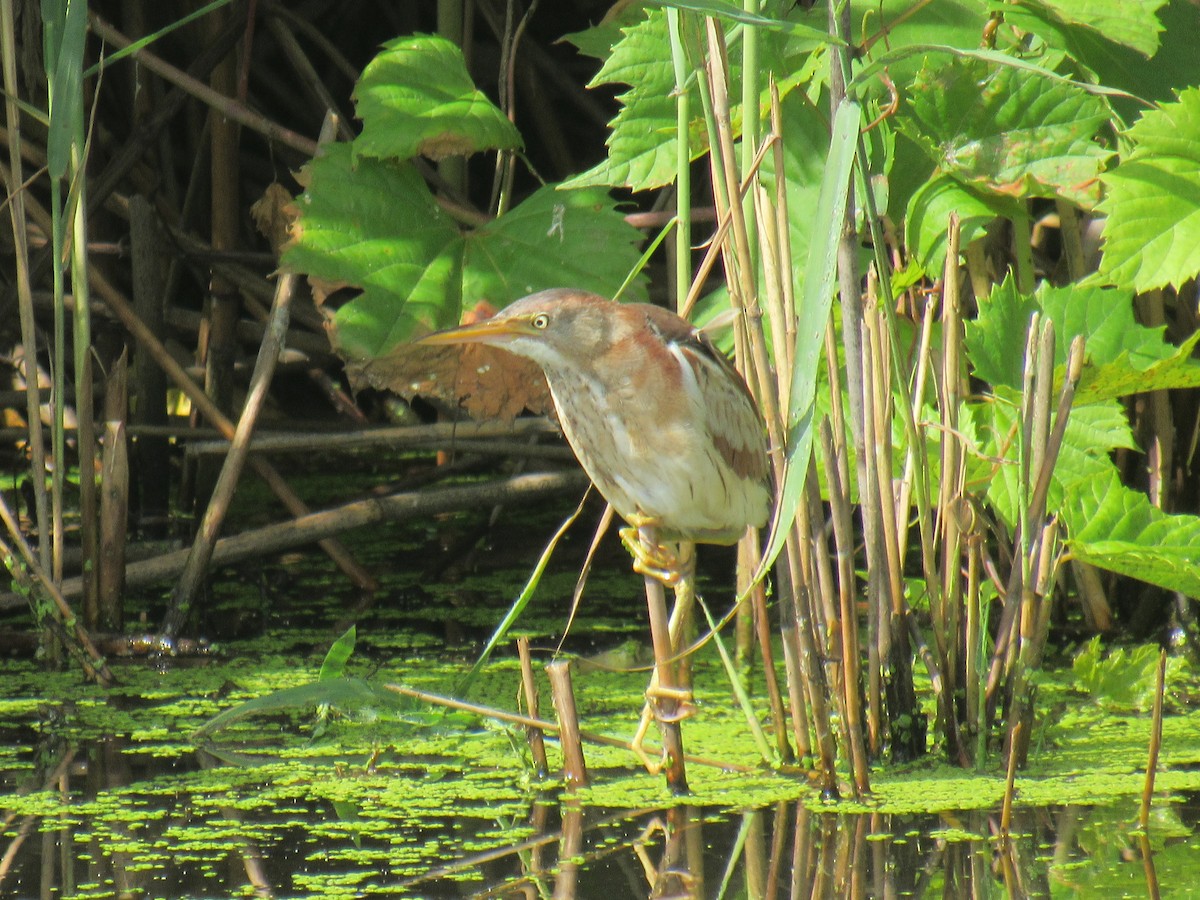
{"left": 1140, "top": 648, "right": 1168, "bottom": 832}
{"left": 382, "top": 683, "right": 762, "bottom": 773}
{"left": 546, "top": 660, "right": 587, "bottom": 788}
{"left": 516, "top": 637, "right": 549, "bottom": 778}
{"left": 97, "top": 350, "right": 129, "bottom": 629}
{"left": 638, "top": 525, "right": 689, "bottom": 793}
{"left": 1000, "top": 319, "right": 1055, "bottom": 767}
{"left": 1008, "top": 334, "right": 1085, "bottom": 765}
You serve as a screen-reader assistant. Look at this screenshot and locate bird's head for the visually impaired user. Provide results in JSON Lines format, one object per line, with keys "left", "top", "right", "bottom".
{"left": 417, "top": 289, "right": 615, "bottom": 374}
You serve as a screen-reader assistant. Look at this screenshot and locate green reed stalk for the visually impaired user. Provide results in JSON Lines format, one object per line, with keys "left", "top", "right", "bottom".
{"left": 666, "top": 8, "right": 692, "bottom": 311}
{"left": 0, "top": 0, "right": 51, "bottom": 574}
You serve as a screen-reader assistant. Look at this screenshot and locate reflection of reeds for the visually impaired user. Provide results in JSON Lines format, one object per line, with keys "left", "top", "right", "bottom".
{"left": 386, "top": 799, "right": 1097, "bottom": 899}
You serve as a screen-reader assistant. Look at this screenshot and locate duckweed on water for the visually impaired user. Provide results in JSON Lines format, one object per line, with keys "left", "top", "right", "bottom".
{"left": 3, "top": 489, "right": 1200, "bottom": 895}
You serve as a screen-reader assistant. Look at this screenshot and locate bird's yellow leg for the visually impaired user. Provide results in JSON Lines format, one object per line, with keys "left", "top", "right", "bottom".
{"left": 631, "top": 542, "right": 698, "bottom": 771}
{"left": 631, "top": 686, "right": 697, "bottom": 774}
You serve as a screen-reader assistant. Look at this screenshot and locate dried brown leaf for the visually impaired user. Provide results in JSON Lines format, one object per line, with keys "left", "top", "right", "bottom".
{"left": 250, "top": 183, "right": 295, "bottom": 254}
{"left": 346, "top": 301, "right": 554, "bottom": 424}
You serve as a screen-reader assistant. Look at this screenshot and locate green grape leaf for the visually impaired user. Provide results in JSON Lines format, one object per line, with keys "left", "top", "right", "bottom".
{"left": 1007, "top": 0, "right": 1168, "bottom": 59}
{"left": 1065, "top": 471, "right": 1200, "bottom": 598}
{"left": 905, "top": 174, "right": 1021, "bottom": 272}
{"left": 1097, "top": 86, "right": 1200, "bottom": 292}
{"left": 902, "top": 57, "right": 1111, "bottom": 206}
{"left": 282, "top": 146, "right": 463, "bottom": 357}
{"left": 282, "top": 145, "right": 646, "bottom": 359}
{"left": 353, "top": 34, "right": 521, "bottom": 162}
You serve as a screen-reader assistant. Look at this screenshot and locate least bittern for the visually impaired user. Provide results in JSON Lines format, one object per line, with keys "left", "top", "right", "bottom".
{"left": 419, "top": 288, "right": 771, "bottom": 782}
{"left": 418, "top": 289, "right": 771, "bottom": 556}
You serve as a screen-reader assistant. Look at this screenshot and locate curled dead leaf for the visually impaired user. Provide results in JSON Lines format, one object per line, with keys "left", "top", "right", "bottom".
{"left": 346, "top": 301, "right": 554, "bottom": 424}
{"left": 250, "top": 183, "right": 295, "bottom": 254}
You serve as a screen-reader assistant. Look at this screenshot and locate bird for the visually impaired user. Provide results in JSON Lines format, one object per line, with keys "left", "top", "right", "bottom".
{"left": 418, "top": 288, "right": 771, "bottom": 578}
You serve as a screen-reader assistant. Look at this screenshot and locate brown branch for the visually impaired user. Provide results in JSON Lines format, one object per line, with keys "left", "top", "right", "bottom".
{"left": 1, "top": 470, "right": 588, "bottom": 607}
{"left": 89, "top": 12, "right": 320, "bottom": 158}
{"left": 86, "top": 265, "right": 379, "bottom": 597}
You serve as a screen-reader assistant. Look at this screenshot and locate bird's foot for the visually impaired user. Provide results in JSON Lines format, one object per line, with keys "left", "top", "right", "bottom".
{"left": 646, "top": 685, "right": 696, "bottom": 722}
{"left": 619, "top": 525, "right": 682, "bottom": 587}
{"left": 630, "top": 687, "right": 696, "bottom": 773}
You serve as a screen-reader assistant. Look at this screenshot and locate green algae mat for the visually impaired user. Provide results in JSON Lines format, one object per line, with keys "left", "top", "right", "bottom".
{"left": 1, "top": 478, "right": 1198, "bottom": 896}
{"left": 0, "top": 627, "right": 1198, "bottom": 898}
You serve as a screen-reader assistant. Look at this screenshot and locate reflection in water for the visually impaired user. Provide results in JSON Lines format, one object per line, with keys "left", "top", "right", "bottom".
{"left": 397, "top": 798, "right": 1170, "bottom": 898}
{"left": 0, "top": 733, "right": 1183, "bottom": 898}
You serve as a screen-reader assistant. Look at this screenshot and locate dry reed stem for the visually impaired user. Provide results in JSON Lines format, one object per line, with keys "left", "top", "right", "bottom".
{"left": 164, "top": 272, "right": 299, "bottom": 633}
{"left": 547, "top": 660, "right": 588, "bottom": 788}
{"left": 516, "top": 637, "right": 548, "bottom": 777}
{"left": 1140, "top": 648, "right": 1168, "bottom": 832}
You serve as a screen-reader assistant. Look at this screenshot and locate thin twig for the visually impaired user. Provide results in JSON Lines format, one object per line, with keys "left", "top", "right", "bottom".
{"left": 0, "top": 492, "right": 114, "bottom": 684}
{"left": 163, "top": 272, "right": 298, "bottom": 635}
{"left": 89, "top": 12, "right": 320, "bottom": 158}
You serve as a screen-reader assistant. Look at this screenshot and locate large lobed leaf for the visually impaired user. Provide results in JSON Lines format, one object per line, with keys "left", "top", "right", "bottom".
{"left": 563, "top": 9, "right": 684, "bottom": 192}
{"left": 353, "top": 34, "right": 521, "bottom": 162}
{"left": 283, "top": 147, "right": 462, "bottom": 356}
{"left": 564, "top": 6, "right": 811, "bottom": 192}
{"left": 965, "top": 278, "right": 1179, "bottom": 392}
{"left": 282, "top": 145, "right": 646, "bottom": 360}
{"left": 1006, "top": 0, "right": 1168, "bottom": 59}
{"left": 1097, "top": 86, "right": 1200, "bottom": 292}
{"left": 905, "top": 174, "right": 1023, "bottom": 272}
{"left": 902, "top": 57, "right": 1111, "bottom": 207}
{"left": 1064, "top": 471, "right": 1200, "bottom": 598}
{"left": 1076, "top": 331, "right": 1200, "bottom": 404}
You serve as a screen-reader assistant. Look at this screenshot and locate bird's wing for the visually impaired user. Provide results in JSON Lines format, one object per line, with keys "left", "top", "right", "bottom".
{"left": 687, "top": 337, "right": 770, "bottom": 484}
{"left": 643, "top": 307, "right": 770, "bottom": 486}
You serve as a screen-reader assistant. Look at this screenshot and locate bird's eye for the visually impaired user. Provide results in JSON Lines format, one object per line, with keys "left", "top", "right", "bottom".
{"left": 531, "top": 313, "right": 550, "bottom": 330}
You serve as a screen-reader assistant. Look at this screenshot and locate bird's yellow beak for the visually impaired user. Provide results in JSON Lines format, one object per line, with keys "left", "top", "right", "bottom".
{"left": 416, "top": 317, "right": 535, "bottom": 347}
